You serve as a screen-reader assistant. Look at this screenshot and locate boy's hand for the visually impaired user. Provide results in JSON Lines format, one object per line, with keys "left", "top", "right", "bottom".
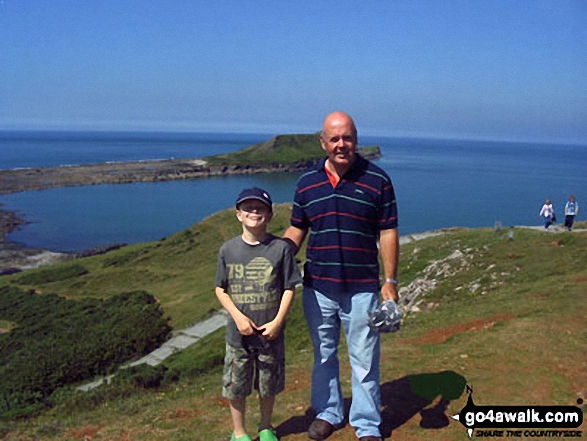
{"left": 235, "top": 314, "right": 260, "bottom": 336}
{"left": 259, "top": 319, "right": 283, "bottom": 340}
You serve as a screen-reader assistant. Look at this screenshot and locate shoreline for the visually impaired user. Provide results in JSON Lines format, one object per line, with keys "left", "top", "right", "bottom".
{"left": 0, "top": 156, "right": 328, "bottom": 272}
{"left": 0, "top": 205, "right": 70, "bottom": 274}
{"left": 0, "top": 144, "right": 381, "bottom": 195}
{"left": 0, "top": 158, "right": 314, "bottom": 195}
{"left": 0, "top": 152, "right": 380, "bottom": 271}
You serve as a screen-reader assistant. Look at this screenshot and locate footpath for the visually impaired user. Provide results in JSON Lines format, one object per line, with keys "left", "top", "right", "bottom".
{"left": 77, "top": 311, "right": 229, "bottom": 391}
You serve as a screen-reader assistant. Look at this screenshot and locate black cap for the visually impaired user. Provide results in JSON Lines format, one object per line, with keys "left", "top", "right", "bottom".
{"left": 368, "top": 300, "right": 402, "bottom": 333}
{"left": 235, "top": 187, "right": 273, "bottom": 209}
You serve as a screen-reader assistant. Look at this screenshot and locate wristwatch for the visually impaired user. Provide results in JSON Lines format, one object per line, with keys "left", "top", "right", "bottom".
{"left": 385, "top": 278, "right": 398, "bottom": 285}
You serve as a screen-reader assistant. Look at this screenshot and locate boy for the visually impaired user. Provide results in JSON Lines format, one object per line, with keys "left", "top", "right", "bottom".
{"left": 215, "top": 187, "right": 302, "bottom": 441}
{"left": 564, "top": 194, "right": 579, "bottom": 231}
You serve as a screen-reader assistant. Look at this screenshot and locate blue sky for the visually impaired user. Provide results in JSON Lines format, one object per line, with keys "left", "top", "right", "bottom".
{"left": 0, "top": 0, "right": 586, "bottom": 143}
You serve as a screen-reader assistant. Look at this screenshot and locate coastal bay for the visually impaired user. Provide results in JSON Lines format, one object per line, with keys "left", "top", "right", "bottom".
{"left": 1, "top": 132, "right": 584, "bottom": 267}
{"left": 0, "top": 134, "right": 381, "bottom": 270}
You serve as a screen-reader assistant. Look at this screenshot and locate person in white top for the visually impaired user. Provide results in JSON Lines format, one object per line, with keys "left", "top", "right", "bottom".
{"left": 539, "top": 199, "right": 555, "bottom": 229}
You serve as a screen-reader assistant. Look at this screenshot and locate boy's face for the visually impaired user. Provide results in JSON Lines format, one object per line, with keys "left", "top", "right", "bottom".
{"left": 236, "top": 199, "right": 273, "bottom": 229}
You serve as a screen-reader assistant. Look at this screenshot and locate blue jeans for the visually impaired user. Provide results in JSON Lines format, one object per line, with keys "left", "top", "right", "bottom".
{"left": 303, "top": 287, "right": 381, "bottom": 438}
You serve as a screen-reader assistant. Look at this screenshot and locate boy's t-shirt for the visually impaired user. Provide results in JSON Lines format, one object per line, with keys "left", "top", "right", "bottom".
{"left": 215, "top": 234, "right": 302, "bottom": 348}
{"left": 566, "top": 201, "right": 578, "bottom": 216}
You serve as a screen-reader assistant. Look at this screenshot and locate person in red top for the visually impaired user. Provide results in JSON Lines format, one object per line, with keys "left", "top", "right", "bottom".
{"left": 284, "top": 111, "right": 399, "bottom": 441}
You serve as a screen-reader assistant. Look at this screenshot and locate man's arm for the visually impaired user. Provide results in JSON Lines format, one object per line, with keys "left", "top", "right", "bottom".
{"left": 283, "top": 225, "right": 308, "bottom": 255}
{"left": 379, "top": 228, "right": 399, "bottom": 302}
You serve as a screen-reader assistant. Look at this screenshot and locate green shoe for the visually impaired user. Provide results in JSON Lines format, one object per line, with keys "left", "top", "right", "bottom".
{"left": 230, "top": 432, "right": 253, "bottom": 441}
{"left": 259, "top": 427, "right": 278, "bottom": 441}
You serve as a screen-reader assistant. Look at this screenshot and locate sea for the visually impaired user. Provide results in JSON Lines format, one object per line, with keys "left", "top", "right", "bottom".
{"left": 0, "top": 130, "right": 585, "bottom": 253}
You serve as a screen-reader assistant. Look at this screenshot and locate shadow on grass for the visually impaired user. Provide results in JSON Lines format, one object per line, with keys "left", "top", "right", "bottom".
{"left": 276, "top": 370, "right": 467, "bottom": 439}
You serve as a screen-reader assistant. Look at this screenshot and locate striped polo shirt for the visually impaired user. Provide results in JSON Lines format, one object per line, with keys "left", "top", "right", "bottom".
{"left": 291, "top": 154, "right": 398, "bottom": 295}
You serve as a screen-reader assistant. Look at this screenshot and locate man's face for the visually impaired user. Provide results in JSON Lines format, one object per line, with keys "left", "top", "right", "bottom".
{"left": 320, "top": 115, "right": 357, "bottom": 168}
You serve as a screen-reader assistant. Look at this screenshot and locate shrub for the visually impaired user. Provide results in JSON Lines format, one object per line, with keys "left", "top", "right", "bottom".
{"left": 0, "top": 286, "right": 171, "bottom": 419}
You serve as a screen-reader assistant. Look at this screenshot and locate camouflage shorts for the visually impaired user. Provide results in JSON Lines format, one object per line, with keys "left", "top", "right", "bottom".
{"left": 222, "top": 340, "right": 285, "bottom": 400}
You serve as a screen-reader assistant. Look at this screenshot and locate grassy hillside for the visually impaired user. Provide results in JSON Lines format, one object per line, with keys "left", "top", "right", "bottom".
{"left": 0, "top": 204, "right": 294, "bottom": 330}
{"left": 0, "top": 217, "right": 586, "bottom": 440}
{"left": 203, "top": 133, "right": 380, "bottom": 166}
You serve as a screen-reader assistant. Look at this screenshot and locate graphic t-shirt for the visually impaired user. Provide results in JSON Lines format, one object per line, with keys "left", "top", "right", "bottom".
{"left": 566, "top": 201, "right": 578, "bottom": 216}
{"left": 215, "top": 234, "right": 302, "bottom": 348}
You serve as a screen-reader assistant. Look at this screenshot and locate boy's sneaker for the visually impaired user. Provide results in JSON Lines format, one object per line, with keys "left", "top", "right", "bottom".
{"left": 259, "top": 426, "right": 278, "bottom": 441}
{"left": 231, "top": 433, "right": 253, "bottom": 441}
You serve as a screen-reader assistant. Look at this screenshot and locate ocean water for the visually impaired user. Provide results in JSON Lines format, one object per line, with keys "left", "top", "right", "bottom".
{"left": 0, "top": 131, "right": 271, "bottom": 169}
{"left": 0, "top": 131, "right": 585, "bottom": 252}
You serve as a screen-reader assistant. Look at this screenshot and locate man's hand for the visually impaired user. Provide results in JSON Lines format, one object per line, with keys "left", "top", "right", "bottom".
{"left": 381, "top": 281, "right": 399, "bottom": 303}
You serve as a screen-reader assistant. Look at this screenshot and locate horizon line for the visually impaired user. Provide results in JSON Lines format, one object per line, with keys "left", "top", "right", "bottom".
{"left": 1, "top": 126, "right": 586, "bottom": 147}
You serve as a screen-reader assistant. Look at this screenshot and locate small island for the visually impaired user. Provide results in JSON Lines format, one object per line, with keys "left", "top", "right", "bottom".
{"left": 0, "top": 133, "right": 381, "bottom": 195}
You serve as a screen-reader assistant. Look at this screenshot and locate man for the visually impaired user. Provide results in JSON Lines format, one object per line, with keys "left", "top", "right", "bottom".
{"left": 283, "top": 111, "right": 399, "bottom": 441}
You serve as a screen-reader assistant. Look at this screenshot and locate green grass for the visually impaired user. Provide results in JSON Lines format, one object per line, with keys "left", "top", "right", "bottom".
{"left": 0, "top": 320, "right": 13, "bottom": 332}
{"left": 0, "top": 218, "right": 586, "bottom": 440}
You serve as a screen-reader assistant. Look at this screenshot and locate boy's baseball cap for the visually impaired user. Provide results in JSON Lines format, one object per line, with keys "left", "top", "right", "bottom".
{"left": 236, "top": 187, "right": 273, "bottom": 209}
{"left": 368, "top": 300, "right": 402, "bottom": 333}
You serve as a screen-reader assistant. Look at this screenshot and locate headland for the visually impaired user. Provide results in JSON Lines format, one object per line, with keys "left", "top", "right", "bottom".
{"left": 0, "top": 133, "right": 380, "bottom": 195}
